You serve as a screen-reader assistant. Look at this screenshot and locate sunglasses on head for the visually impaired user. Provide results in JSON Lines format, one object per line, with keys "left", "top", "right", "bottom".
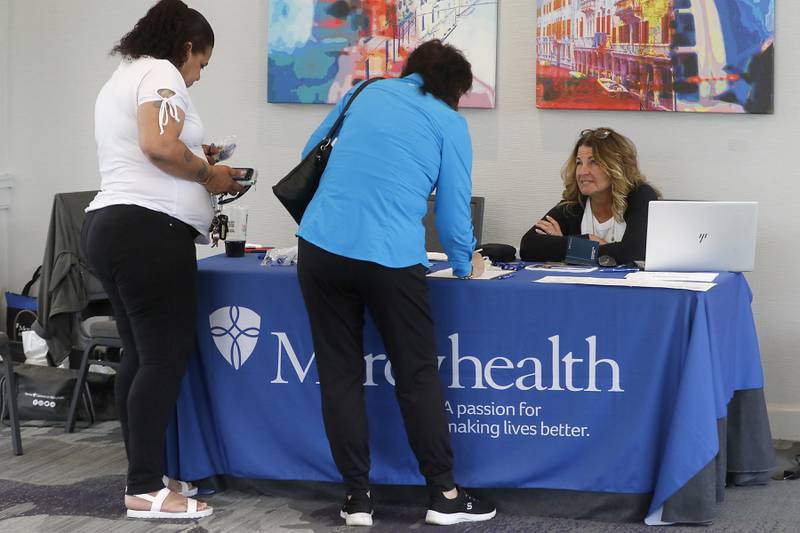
{"left": 580, "top": 128, "right": 612, "bottom": 139}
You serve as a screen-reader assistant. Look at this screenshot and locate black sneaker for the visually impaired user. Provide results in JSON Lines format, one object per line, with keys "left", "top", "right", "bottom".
{"left": 425, "top": 487, "right": 496, "bottom": 525}
{"left": 340, "top": 490, "right": 373, "bottom": 526}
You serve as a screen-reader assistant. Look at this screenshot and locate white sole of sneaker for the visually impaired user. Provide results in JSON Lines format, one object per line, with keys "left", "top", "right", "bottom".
{"left": 340, "top": 510, "right": 373, "bottom": 526}
{"left": 425, "top": 509, "right": 496, "bottom": 525}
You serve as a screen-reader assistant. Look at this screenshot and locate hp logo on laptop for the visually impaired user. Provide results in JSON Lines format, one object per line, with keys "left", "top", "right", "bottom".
{"left": 209, "top": 306, "right": 261, "bottom": 370}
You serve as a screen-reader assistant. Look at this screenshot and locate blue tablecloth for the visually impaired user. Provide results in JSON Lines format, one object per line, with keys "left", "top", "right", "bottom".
{"left": 166, "top": 254, "right": 764, "bottom": 515}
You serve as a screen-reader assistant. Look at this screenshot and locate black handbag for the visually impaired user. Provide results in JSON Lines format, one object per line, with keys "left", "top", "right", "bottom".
{"left": 272, "top": 77, "right": 383, "bottom": 224}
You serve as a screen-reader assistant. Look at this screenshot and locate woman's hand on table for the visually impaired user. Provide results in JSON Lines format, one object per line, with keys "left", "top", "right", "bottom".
{"left": 470, "top": 251, "right": 486, "bottom": 278}
{"left": 588, "top": 234, "right": 608, "bottom": 245}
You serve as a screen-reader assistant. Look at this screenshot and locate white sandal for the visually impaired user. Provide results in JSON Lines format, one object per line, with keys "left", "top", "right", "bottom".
{"left": 126, "top": 487, "right": 213, "bottom": 519}
{"left": 163, "top": 475, "right": 199, "bottom": 497}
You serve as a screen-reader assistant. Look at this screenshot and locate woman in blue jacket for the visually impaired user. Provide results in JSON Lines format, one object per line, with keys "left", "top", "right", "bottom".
{"left": 296, "top": 40, "right": 494, "bottom": 527}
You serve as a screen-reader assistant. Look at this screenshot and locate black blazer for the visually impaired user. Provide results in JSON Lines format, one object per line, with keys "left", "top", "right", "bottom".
{"left": 519, "top": 183, "right": 660, "bottom": 264}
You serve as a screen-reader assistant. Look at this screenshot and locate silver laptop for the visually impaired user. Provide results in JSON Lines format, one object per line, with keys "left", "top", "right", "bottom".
{"left": 644, "top": 201, "right": 758, "bottom": 272}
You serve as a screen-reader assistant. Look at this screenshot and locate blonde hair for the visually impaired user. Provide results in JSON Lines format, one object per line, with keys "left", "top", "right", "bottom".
{"left": 560, "top": 128, "right": 653, "bottom": 222}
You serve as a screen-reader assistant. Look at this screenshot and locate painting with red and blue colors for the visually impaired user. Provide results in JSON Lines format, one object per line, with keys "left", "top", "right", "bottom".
{"left": 536, "top": 0, "right": 774, "bottom": 113}
{"left": 268, "top": 0, "right": 498, "bottom": 108}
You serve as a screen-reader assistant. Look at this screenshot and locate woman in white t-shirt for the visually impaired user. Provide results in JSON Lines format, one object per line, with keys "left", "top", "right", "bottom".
{"left": 81, "top": 0, "right": 241, "bottom": 520}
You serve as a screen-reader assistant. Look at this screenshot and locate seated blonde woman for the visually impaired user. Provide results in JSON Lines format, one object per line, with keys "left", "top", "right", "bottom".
{"left": 520, "top": 127, "right": 660, "bottom": 265}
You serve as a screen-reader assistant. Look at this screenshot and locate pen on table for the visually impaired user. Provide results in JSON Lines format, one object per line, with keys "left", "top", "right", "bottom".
{"left": 602, "top": 266, "right": 640, "bottom": 272}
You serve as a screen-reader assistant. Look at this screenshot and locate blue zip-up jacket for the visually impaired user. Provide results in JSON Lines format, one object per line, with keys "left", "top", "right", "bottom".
{"left": 297, "top": 74, "right": 476, "bottom": 277}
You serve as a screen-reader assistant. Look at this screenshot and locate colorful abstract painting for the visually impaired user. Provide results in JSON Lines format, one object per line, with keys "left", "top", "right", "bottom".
{"left": 268, "top": 0, "right": 498, "bottom": 108}
{"left": 536, "top": 0, "right": 775, "bottom": 113}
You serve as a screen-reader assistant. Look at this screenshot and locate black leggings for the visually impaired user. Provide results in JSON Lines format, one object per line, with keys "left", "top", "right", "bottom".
{"left": 297, "top": 238, "right": 455, "bottom": 494}
{"left": 81, "top": 204, "right": 198, "bottom": 495}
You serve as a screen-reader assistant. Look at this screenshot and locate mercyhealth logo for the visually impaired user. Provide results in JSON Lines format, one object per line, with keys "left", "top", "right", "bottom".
{"left": 210, "top": 306, "right": 261, "bottom": 370}
{"left": 269, "top": 332, "right": 624, "bottom": 393}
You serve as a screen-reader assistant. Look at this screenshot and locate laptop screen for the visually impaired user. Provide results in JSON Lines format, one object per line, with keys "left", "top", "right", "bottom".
{"left": 423, "top": 196, "right": 485, "bottom": 253}
{"left": 644, "top": 201, "right": 758, "bottom": 272}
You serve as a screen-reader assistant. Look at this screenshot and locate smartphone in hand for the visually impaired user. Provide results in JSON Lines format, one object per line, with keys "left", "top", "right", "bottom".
{"left": 232, "top": 168, "right": 258, "bottom": 187}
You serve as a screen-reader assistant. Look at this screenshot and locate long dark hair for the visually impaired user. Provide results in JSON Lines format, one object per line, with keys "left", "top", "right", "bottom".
{"left": 401, "top": 39, "right": 473, "bottom": 110}
{"left": 111, "top": 0, "right": 214, "bottom": 68}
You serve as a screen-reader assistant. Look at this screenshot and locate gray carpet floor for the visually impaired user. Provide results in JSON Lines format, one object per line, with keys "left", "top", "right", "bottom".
{"left": 1, "top": 422, "right": 799, "bottom": 532}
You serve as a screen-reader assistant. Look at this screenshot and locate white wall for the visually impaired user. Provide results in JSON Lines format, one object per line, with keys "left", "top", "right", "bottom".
{"left": 3, "top": 0, "right": 799, "bottom": 438}
{"left": 0, "top": 0, "right": 7, "bottom": 168}
{"left": 0, "top": 0, "right": 11, "bottom": 322}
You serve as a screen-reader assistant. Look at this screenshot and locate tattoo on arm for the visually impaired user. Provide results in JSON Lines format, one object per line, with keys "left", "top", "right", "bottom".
{"left": 183, "top": 148, "right": 194, "bottom": 163}
{"left": 196, "top": 161, "right": 210, "bottom": 183}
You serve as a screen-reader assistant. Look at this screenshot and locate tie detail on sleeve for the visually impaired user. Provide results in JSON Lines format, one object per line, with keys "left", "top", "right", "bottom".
{"left": 158, "top": 94, "right": 182, "bottom": 135}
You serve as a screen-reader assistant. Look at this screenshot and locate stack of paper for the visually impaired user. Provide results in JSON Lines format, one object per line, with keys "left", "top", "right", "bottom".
{"left": 624, "top": 271, "right": 719, "bottom": 282}
{"left": 534, "top": 275, "right": 716, "bottom": 292}
{"left": 426, "top": 252, "right": 448, "bottom": 262}
{"left": 427, "top": 267, "right": 509, "bottom": 281}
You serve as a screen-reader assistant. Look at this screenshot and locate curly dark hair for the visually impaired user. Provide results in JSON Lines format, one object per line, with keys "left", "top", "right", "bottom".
{"left": 111, "top": 0, "right": 214, "bottom": 69}
{"left": 401, "top": 39, "right": 473, "bottom": 110}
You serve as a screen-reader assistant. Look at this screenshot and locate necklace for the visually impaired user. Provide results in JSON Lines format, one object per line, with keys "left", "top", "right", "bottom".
{"left": 590, "top": 206, "right": 617, "bottom": 243}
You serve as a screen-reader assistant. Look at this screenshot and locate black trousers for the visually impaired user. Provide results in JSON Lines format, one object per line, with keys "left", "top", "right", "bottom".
{"left": 81, "top": 205, "right": 198, "bottom": 495}
{"left": 297, "top": 238, "right": 455, "bottom": 494}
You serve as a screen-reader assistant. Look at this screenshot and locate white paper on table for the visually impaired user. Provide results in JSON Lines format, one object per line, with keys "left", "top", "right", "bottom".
{"left": 624, "top": 271, "right": 719, "bottom": 282}
{"left": 534, "top": 275, "right": 716, "bottom": 292}
{"left": 525, "top": 264, "right": 598, "bottom": 273}
{"left": 426, "top": 251, "right": 448, "bottom": 262}
{"left": 427, "top": 267, "right": 509, "bottom": 280}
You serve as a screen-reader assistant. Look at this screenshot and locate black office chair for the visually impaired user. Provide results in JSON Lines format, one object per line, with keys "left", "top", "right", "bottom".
{"left": 64, "top": 217, "right": 123, "bottom": 434}
{"left": 64, "top": 315, "right": 122, "bottom": 433}
{"left": 29, "top": 191, "right": 122, "bottom": 434}
{"left": 1, "top": 332, "right": 23, "bottom": 455}
{"left": 63, "top": 268, "right": 123, "bottom": 433}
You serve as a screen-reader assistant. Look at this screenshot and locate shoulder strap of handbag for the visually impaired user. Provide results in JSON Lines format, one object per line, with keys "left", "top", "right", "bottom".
{"left": 323, "top": 77, "right": 384, "bottom": 142}
{"left": 22, "top": 266, "right": 42, "bottom": 297}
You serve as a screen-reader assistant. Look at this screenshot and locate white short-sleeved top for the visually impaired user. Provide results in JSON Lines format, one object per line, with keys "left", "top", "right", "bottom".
{"left": 88, "top": 57, "right": 212, "bottom": 243}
